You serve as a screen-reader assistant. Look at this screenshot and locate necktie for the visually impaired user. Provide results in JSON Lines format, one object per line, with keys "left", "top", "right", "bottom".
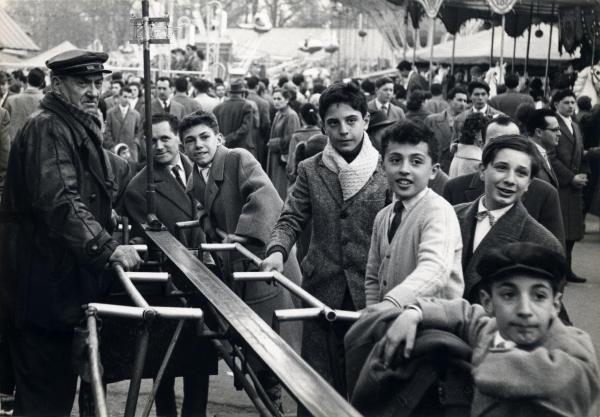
{"left": 163, "top": 100, "right": 169, "bottom": 113}
{"left": 382, "top": 104, "right": 389, "bottom": 115}
{"left": 475, "top": 210, "right": 496, "bottom": 227}
{"left": 196, "top": 167, "right": 207, "bottom": 199}
{"left": 171, "top": 165, "right": 185, "bottom": 189}
{"left": 387, "top": 201, "right": 403, "bottom": 243}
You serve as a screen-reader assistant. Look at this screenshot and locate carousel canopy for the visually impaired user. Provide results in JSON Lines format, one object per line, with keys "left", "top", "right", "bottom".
{"left": 18, "top": 41, "right": 78, "bottom": 68}
{"left": 0, "top": 7, "right": 40, "bottom": 52}
{"left": 414, "top": 24, "right": 580, "bottom": 65}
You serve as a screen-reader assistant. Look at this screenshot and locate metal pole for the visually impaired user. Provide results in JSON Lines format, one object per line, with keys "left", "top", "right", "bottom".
{"left": 413, "top": 26, "right": 417, "bottom": 65}
{"left": 451, "top": 35, "right": 456, "bottom": 74}
{"left": 544, "top": 2, "right": 556, "bottom": 97}
{"left": 511, "top": 35, "right": 517, "bottom": 73}
{"left": 124, "top": 312, "right": 155, "bottom": 417}
{"left": 524, "top": 3, "right": 534, "bottom": 77}
{"left": 142, "top": 0, "right": 155, "bottom": 219}
{"left": 429, "top": 17, "right": 436, "bottom": 87}
{"left": 490, "top": 19, "right": 495, "bottom": 68}
{"left": 86, "top": 310, "right": 109, "bottom": 417}
{"left": 499, "top": 15, "right": 506, "bottom": 83}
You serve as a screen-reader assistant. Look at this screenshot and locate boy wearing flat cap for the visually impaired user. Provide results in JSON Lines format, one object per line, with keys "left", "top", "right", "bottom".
{"left": 380, "top": 242, "right": 600, "bottom": 417}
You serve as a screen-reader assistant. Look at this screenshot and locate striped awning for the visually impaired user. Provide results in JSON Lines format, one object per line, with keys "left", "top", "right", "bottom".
{"left": 0, "top": 8, "right": 40, "bottom": 52}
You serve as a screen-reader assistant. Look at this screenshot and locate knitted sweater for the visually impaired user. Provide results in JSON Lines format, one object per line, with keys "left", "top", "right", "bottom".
{"left": 365, "top": 188, "right": 464, "bottom": 307}
{"left": 416, "top": 297, "right": 600, "bottom": 417}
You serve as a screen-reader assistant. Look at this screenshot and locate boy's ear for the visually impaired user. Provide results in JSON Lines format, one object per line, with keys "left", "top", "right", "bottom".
{"left": 478, "top": 162, "right": 486, "bottom": 182}
{"left": 479, "top": 288, "right": 494, "bottom": 315}
{"left": 552, "top": 292, "right": 563, "bottom": 319}
{"left": 363, "top": 112, "right": 370, "bottom": 131}
{"left": 429, "top": 162, "right": 440, "bottom": 181}
{"left": 216, "top": 133, "right": 224, "bottom": 145}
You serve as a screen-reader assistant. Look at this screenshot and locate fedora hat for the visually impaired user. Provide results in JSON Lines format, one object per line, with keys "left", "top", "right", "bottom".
{"left": 228, "top": 80, "right": 247, "bottom": 94}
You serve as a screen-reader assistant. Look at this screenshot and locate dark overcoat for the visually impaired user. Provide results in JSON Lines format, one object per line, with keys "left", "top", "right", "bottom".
{"left": 424, "top": 109, "right": 455, "bottom": 173}
{"left": 551, "top": 115, "right": 586, "bottom": 241}
{"left": 0, "top": 92, "right": 121, "bottom": 331}
{"left": 267, "top": 151, "right": 388, "bottom": 384}
{"left": 455, "top": 199, "right": 564, "bottom": 302}
{"left": 103, "top": 106, "right": 141, "bottom": 158}
{"left": 212, "top": 96, "right": 256, "bottom": 154}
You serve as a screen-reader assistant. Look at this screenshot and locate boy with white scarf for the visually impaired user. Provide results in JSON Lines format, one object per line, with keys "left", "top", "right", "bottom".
{"left": 261, "top": 82, "right": 388, "bottom": 403}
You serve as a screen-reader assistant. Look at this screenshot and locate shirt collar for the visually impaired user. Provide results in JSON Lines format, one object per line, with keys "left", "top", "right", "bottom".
{"left": 169, "top": 153, "right": 183, "bottom": 171}
{"left": 392, "top": 187, "right": 429, "bottom": 213}
{"left": 556, "top": 112, "right": 572, "bottom": 124}
{"left": 478, "top": 196, "right": 513, "bottom": 219}
{"left": 473, "top": 104, "right": 488, "bottom": 114}
{"left": 375, "top": 99, "right": 389, "bottom": 110}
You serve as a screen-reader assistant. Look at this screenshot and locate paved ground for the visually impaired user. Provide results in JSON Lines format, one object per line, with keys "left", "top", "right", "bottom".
{"left": 72, "top": 215, "right": 600, "bottom": 416}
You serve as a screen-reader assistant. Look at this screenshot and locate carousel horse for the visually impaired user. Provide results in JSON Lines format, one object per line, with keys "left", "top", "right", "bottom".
{"left": 484, "top": 62, "right": 506, "bottom": 98}
{"left": 573, "top": 61, "right": 600, "bottom": 106}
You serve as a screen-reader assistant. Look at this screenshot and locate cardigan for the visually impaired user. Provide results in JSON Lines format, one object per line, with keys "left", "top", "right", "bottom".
{"left": 364, "top": 188, "right": 464, "bottom": 307}
{"left": 416, "top": 297, "right": 600, "bottom": 417}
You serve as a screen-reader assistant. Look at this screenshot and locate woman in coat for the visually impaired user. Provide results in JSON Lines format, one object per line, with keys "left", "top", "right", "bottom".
{"left": 449, "top": 112, "right": 487, "bottom": 178}
{"left": 286, "top": 102, "right": 322, "bottom": 183}
{"left": 267, "top": 88, "right": 301, "bottom": 199}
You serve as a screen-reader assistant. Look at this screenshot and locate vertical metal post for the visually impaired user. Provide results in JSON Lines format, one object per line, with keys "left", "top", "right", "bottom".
{"left": 524, "top": 3, "right": 534, "bottom": 77}
{"left": 429, "top": 17, "right": 436, "bottom": 87}
{"left": 451, "top": 35, "right": 456, "bottom": 74}
{"left": 124, "top": 311, "right": 155, "bottom": 417}
{"left": 544, "top": 1, "right": 556, "bottom": 97}
{"left": 413, "top": 26, "right": 418, "bottom": 65}
{"left": 86, "top": 310, "right": 109, "bottom": 417}
{"left": 511, "top": 35, "right": 517, "bottom": 73}
{"left": 499, "top": 15, "right": 506, "bottom": 83}
{"left": 490, "top": 20, "right": 495, "bottom": 67}
{"left": 142, "top": 0, "right": 155, "bottom": 219}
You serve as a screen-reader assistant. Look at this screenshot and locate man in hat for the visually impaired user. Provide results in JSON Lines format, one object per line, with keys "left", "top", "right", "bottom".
{"left": 0, "top": 49, "right": 142, "bottom": 416}
{"left": 212, "top": 79, "right": 256, "bottom": 156}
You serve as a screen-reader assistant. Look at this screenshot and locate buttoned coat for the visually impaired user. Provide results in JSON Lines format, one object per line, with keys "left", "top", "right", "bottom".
{"left": 212, "top": 96, "right": 256, "bottom": 154}
{"left": 267, "top": 151, "right": 388, "bottom": 384}
{"left": 424, "top": 109, "right": 456, "bottom": 173}
{"left": 455, "top": 199, "right": 564, "bottom": 301}
{"left": 150, "top": 98, "right": 186, "bottom": 121}
{"left": 188, "top": 146, "right": 297, "bottom": 322}
{"left": 267, "top": 106, "right": 301, "bottom": 199}
{"left": 367, "top": 99, "right": 405, "bottom": 122}
{"left": 551, "top": 115, "right": 586, "bottom": 241}
{"left": 4, "top": 88, "right": 43, "bottom": 140}
{"left": 442, "top": 173, "right": 565, "bottom": 246}
{"left": 103, "top": 106, "right": 142, "bottom": 156}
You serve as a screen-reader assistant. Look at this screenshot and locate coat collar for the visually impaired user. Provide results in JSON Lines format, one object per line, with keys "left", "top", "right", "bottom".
{"left": 152, "top": 154, "right": 194, "bottom": 216}
{"left": 556, "top": 113, "right": 576, "bottom": 143}
{"left": 464, "top": 172, "right": 485, "bottom": 202}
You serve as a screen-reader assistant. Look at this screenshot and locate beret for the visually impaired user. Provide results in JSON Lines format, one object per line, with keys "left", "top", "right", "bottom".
{"left": 476, "top": 242, "right": 567, "bottom": 288}
{"left": 46, "top": 49, "right": 111, "bottom": 76}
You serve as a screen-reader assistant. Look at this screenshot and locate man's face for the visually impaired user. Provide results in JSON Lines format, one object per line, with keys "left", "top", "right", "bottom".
{"left": 156, "top": 80, "right": 171, "bottom": 101}
{"left": 384, "top": 141, "right": 438, "bottom": 201}
{"left": 470, "top": 88, "right": 489, "bottom": 110}
{"left": 481, "top": 148, "right": 532, "bottom": 210}
{"left": 129, "top": 85, "right": 140, "bottom": 98}
{"left": 555, "top": 96, "right": 576, "bottom": 117}
{"left": 55, "top": 74, "right": 103, "bottom": 115}
{"left": 323, "top": 103, "right": 368, "bottom": 154}
{"left": 480, "top": 275, "right": 560, "bottom": 347}
{"left": 450, "top": 93, "right": 468, "bottom": 114}
{"left": 400, "top": 69, "right": 410, "bottom": 78}
{"left": 111, "top": 82, "right": 122, "bottom": 97}
{"left": 215, "top": 85, "right": 225, "bottom": 98}
{"left": 182, "top": 123, "right": 222, "bottom": 168}
{"left": 376, "top": 83, "right": 394, "bottom": 104}
{"left": 485, "top": 121, "right": 520, "bottom": 141}
{"left": 0, "top": 80, "right": 8, "bottom": 96}
{"left": 120, "top": 91, "right": 132, "bottom": 107}
{"left": 152, "top": 120, "right": 180, "bottom": 165}
{"left": 537, "top": 116, "right": 561, "bottom": 148}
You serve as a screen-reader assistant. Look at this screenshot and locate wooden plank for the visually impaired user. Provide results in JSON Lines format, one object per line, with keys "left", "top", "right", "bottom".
{"left": 145, "top": 230, "right": 362, "bottom": 417}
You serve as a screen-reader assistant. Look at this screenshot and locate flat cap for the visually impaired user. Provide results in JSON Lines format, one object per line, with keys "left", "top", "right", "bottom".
{"left": 46, "top": 49, "right": 111, "bottom": 77}
{"left": 477, "top": 242, "right": 567, "bottom": 289}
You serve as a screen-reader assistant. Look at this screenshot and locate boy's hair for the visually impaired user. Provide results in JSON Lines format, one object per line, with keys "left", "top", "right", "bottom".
{"left": 246, "top": 75, "right": 259, "bottom": 90}
{"left": 477, "top": 242, "right": 567, "bottom": 294}
{"left": 27, "top": 68, "right": 45, "bottom": 88}
{"left": 447, "top": 86, "right": 468, "bottom": 100}
{"left": 526, "top": 108, "right": 556, "bottom": 136}
{"left": 406, "top": 89, "right": 427, "bottom": 111}
{"left": 375, "top": 77, "right": 394, "bottom": 89}
{"left": 468, "top": 81, "right": 490, "bottom": 95}
{"left": 504, "top": 73, "right": 520, "bottom": 89}
{"left": 430, "top": 83, "right": 443, "bottom": 96}
{"left": 577, "top": 95, "right": 592, "bottom": 112}
{"left": 380, "top": 120, "right": 439, "bottom": 163}
{"left": 551, "top": 88, "right": 576, "bottom": 104}
{"left": 179, "top": 110, "right": 220, "bottom": 137}
{"left": 174, "top": 76, "right": 188, "bottom": 92}
{"left": 396, "top": 60, "right": 412, "bottom": 72}
{"left": 192, "top": 78, "right": 212, "bottom": 93}
{"left": 360, "top": 78, "right": 376, "bottom": 95}
{"left": 481, "top": 134, "right": 539, "bottom": 178}
{"left": 460, "top": 112, "right": 488, "bottom": 145}
{"left": 318, "top": 81, "right": 368, "bottom": 121}
{"left": 151, "top": 113, "right": 179, "bottom": 134}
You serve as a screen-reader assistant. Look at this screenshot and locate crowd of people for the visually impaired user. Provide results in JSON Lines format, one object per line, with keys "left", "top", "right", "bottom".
{"left": 0, "top": 49, "right": 599, "bottom": 417}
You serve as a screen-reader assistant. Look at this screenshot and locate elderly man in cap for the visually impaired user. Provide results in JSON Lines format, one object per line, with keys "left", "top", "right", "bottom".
{"left": 0, "top": 49, "right": 142, "bottom": 416}
{"left": 212, "top": 79, "right": 257, "bottom": 156}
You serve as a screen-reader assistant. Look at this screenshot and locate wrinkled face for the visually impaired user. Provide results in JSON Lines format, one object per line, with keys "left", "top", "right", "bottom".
{"left": 156, "top": 80, "right": 171, "bottom": 101}
{"left": 215, "top": 85, "right": 225, "bottom": 98}
{"left": 450, "top": 93, "right": 468, "bottom": 114}
{"left": 152, "top": 120, "right": 180, "bottom": 165}
{"left": 272, "top": 91, "right": 289, "bottom": 110}
{"left": 481, "top": 148, "right": 532, "bottom": 210}
{"left": 480, "top": 275, "right": 560, "bottom": 347}
{"left": 384, "top": 141, "right": 438, "bottom": 201}
{"left": 470, "top": 87, "right": 489, "bottom": 110}
{"left": 129, "top": 85, "right": 140, "bottom": 99}
{"left": 323, "top": 103, "right": 368, "bottom": 154}
{"left": 55, "top": 74, "right": 103, "bottom": 115}
{"left": 376, "top": 82, "right": 394, "bottom": 104}
{"left": 119, "top": 91, "right": 132, "bottom": 107}
{"left": 538, "top": 116, "right": 561, "bottom": 148}
{"left": 555, "top": 96, "right": 576, "bottom": 117}
{"left": 111, "top": 82, "right": 122, "bottom": 96}
{"left": 182, "top": 123, "right": 222, "bottom": 168}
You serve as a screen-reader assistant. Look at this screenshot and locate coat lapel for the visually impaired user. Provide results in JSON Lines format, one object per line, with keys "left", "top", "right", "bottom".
{"left": 556, "top": 115, "right": 575, "bottom": 144}
{"left": 316, "top": 156, "right": 343, "bottom": 208}
{"left": 464, "top": 172, "right": 484, "bottom": 202}
{"left": 204, "top": 146, "right": 226, "bottom": 213}
{"left": 457, "top": 200, "right": 478, "bottom": 267}
{"left": 153, "top": 165, "right": 194, "bottom": 217}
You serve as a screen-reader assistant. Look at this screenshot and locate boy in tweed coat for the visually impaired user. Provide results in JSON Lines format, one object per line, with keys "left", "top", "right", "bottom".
{"left": 365, "top": 120, "right": 463, "bottom": 309}
{"left": 381, "top": 242, "right": 599, "bottom": 417}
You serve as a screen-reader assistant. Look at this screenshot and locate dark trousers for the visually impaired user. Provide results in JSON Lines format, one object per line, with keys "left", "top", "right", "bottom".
{"left": 154, "top": 373, "right": 209, "bottom": 417}
{"left": 9, "top": 327, "right": 77, "bottom": 417}
{"left": 566, "top": 239, "right": 577, "bottom": 275}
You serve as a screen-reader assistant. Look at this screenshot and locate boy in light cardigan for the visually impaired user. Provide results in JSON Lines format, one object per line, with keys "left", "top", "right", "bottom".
{"left": 365, "top": 120, "right": 464, "bottom": 309}
{"left": 381, "top": 242, "right": 599, "bottom": 417}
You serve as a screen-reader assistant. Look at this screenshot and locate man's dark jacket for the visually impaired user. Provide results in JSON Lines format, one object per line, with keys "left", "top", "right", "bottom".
{"left": 0, "top": 92, "right": 121, "bottom": 331}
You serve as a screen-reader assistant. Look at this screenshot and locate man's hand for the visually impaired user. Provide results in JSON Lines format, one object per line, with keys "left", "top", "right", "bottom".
{"left": 109, "top": 245, "right": 143, "bottom": 270}
{"left": 223, "top": 234, "right": 248, "bottom": 244}
{"left": 381, "top": 308, "right": 421, "bottom": 367}
{"left": 572, "top": 173, "right": 588, "bottom": 189}
{"left": 260, "top": 252, "right": 284, "bottom": 273}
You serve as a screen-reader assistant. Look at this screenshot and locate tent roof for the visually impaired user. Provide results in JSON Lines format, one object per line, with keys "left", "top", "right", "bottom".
{"left": 18, "top": 41, "right": 78, "bottom": 68}
{"left": 0, "top": 8, "right": 40, "bottom": 51}
{"left": 415, "top": 24, "right": 579, "bottom": 65}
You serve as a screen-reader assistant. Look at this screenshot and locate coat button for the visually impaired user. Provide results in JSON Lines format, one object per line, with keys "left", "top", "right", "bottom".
{"left": 340, "top": 210, "right": 348, "bottom": 219}
{"left": 91, "top": 244, "right": 98, "bottom": 251}
{"left": 90, "top": 193, "right": 97, "bottom": 201}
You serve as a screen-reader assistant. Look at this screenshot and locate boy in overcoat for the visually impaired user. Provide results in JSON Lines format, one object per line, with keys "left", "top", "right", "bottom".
{"left": 261, "top": 82, "right": 389, "bottom": 399}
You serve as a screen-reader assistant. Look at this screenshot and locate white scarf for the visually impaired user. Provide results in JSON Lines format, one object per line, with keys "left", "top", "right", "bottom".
{"left": 321, "top": 133, "right": 380, "bottom": 201}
